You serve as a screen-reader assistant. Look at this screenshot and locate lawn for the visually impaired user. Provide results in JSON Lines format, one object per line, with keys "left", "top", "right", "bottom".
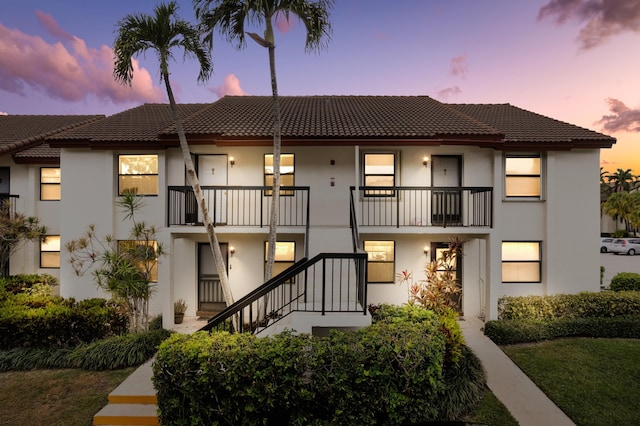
{"left": 502, "top": 338, "right": 640, "bottom": 426}
{"left": 0, "top": 367, "right": 134, "bottom": 426}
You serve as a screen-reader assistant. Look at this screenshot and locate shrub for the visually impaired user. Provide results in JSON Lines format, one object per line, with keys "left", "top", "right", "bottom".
{"left": 497, "top": 292, "right": 640, "bottom": 320}
{"left": 0, "top": 297, "right": 128, "bottom": 348}
{"left": 0, "top": 329, "right": 170, "bottom": 371}
{"left": 154, "top": 309, "right": 485, "bottom": 425}
{"left": 484, "top": 316, "right": 640, "bottom": 345}
{"left": 610, "top": 272, "right": 640, "bottom": 291}
{"left": 0, "top": 274, "right": 58, "bottom": 294}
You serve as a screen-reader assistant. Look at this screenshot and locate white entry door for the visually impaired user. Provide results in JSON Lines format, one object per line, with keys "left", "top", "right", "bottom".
{"left": 197, "top": 155, "right": 228, "bottom": 224}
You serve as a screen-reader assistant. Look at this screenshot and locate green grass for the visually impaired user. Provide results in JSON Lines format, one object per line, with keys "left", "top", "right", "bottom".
{"left": 465, "top": 389, "right": 519, "bottom": 426}
{"left": 0, "top": 368, "right": 134, "bottom": 426}
{"left": 503, "top": 338, "right": 640, "bottom": 426}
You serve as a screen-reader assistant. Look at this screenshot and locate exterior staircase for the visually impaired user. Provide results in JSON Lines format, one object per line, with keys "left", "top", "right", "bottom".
{"left": 93, "top": 357, "right": 158, "bottom": 425}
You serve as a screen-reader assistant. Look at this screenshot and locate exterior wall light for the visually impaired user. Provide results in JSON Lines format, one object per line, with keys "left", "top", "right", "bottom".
{"left": 229, "top": 156, "right": 235, "bottom": 167}
{"left": 423, "top": 245, "right": 430, "bottom": 256}
{"left": 229, "top": 246, "right": 235, "bottom": 256}
{"left": 422, "top": 156, "right": 429, "bottom": 167}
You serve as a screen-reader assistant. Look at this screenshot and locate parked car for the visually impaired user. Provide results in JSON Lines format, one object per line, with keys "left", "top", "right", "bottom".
{"left": 609, "top": 238, "right": 640, "bottom": 255}
{"left": 601, "top": 237, "right": 616, "bottom": 253}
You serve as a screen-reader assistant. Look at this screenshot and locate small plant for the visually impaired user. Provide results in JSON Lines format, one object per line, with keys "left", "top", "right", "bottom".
{"left": 396, "top": 238, "right": 462, "bottom": 314}
{"left": 174, "top": 298, "right": 187, "bottom": 314}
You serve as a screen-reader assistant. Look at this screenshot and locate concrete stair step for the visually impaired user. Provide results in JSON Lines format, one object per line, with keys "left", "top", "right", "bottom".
{"left": 93, "top": 403, "right": 158, "bottom": 425}
{"left": 93, "top": 357, "right": 159, "bottom": 425}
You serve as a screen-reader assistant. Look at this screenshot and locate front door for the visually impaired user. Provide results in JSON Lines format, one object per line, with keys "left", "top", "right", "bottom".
{"left": 431, "top": 156, "right": 462, "bottom": 225}
{"left": 198, "top": 242, "right": 228, "bottom": 313}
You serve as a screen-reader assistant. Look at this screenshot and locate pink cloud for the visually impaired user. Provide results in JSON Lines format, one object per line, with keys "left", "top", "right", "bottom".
{"left": 450, "top": 54, "right": 468, "bottom": 78}
{"left": 210, "top": 74, "right": 248, "bottom": 98}
{"left": 538, "top": 0, "right": 640, "bottom": 50}
{"left": 436, "top": 86, "right": 462, "bottom": 100}
{"left": 0, "top": 111, "right": 7, "bottom": 116}
{"left": 36, "top": 10, "right": 73, "bottom": 42}
{"left": 596, "top": 98, "right": 640, "bottom": 132}
{"left": 0, "top": 17, "right": 164, "bottom": 106}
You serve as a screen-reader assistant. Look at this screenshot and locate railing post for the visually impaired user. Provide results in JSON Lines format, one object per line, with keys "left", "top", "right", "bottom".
{"left": 321, "top": 258, "right": 326, "bottom": 316}
{"left": 396, "top": 187, "right": 400, "bottom": 228}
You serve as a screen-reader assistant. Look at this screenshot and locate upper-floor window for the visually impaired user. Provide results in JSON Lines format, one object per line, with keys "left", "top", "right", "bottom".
{"left": 364, "top": 153, "right": 396, "bottom": 196}
{"left": 118, "top": 155, "right": 158, "bottom": 195}
{"left": 364, "top": 240, "right": 395, "bottom": 283}
{"left": 40, "top": 167, "right": 61, "bottom": 201}
{"left": 502, "top": 241, "right": 541, "bottom": 283}
{"left": 504, "top": 153, "right": 542, "bottom": 198}
{"left": 264, "top": 154, "right": 294, "bottom": 196}
{"left": 40, "top": 235, "right": 60, "bottom": 268}
{"left": 265, "top": 241, "right": 296, "bottom": 281}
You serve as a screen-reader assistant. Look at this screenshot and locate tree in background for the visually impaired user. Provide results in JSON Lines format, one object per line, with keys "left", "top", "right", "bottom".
{"left": 194, "top": 0, "right": 334, "bottom": 281}
{"left": 602, "top": 191, "right": 640, "bottom": 236}
{"left": 606, "top": 168, "right": 637, "bottom": 193}
{"left": 112, "top": 1, "right": 235, "bottom": 312}
{"left": 0, "top": 200, "right": 48, "bottom": 278}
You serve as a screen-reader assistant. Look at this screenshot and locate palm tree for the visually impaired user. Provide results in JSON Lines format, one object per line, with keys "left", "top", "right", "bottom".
{"left": 194, "top": 0, "right": 334, "bottom": 281}
{"left": 113, "top": 2, "right": 235, "bottom": 311}
{"left": 607, "top": 168, "right": 636, "bottom": 193}
{"left": 602, "top": 191, "right": 636, "bottom": 234}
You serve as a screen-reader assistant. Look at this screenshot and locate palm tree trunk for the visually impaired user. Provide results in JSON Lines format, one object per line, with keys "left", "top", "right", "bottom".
{"left": 162, "top": 74, "right": 235, "bottom": 313}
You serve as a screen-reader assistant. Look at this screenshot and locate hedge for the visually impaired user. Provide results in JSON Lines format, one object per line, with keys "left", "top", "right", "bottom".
{"left": 497, "top": 291, "right": 640, "bottom": 320}
{"left": 153, "top": 306, "right": 486, "bottom": 425}
{"left": 484, "top": 316, "right": 640, "bottom": 345}
{"left": 0, "top": 297, "right": 128, "bottom": 348}
{"left": 610, "top": 272, "right": 640, "bottom": 291}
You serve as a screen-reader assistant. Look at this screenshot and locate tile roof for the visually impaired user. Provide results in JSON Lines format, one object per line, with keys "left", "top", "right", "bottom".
{"left": 170, "top": 96, "right": 503, "bottom": 141}
{"left": 48, "top": 103, "right": 210, "bottom": 146}
{"left": 44, "top": 96, "right": 616, "bottom": 150}
{"left": 448, "top": 103, "right": 615, "bottom": 148}
{"left": 0, "top": 115, "right": 105, "bottom": 159}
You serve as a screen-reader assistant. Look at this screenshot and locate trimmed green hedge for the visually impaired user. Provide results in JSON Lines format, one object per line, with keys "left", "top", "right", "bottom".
{"left": 497, "top": 291, "right": 640, "bottom": 320}
{"left": 484, "top": 316, "right": 640, "bottom": 345}
{"left": 610, "top": 272, "right": 640, "bottom": 291}
{"left": 0, "top": 297, "right": 128, "bottom": 348}
{"left": 153, "top": 306, "right": 486, "bottom": 425}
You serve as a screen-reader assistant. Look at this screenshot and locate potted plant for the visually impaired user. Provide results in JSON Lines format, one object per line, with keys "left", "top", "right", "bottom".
{"left": 174, "top": 298, "right": 187, "bottom": 324}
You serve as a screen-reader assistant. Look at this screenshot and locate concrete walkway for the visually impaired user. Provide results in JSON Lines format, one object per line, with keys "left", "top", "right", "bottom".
{"left": 459, "top": 317, "right": 575, "bottom": 426}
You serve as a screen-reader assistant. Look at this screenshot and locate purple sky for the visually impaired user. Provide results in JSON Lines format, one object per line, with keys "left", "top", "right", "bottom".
{"left": 2, "top": 0, "right": 640, "bottom": 173}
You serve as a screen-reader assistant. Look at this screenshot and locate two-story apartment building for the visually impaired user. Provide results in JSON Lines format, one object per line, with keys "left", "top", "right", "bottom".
{"left": 0, "top": 114, "right": 104, "bottom": 280}
{"left": 8, "top": 96, "right": 615, "bottom": 333}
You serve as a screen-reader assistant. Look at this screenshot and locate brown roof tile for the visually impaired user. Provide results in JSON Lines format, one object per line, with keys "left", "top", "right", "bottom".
{"left": 173, "top": 96, "right": 503, "bottom": 141}
{"left": 0, "top": 115, "right": 105, "bottom": 158}
{"left": 448, "top": 103, "right": 615, "bottom": 148}
{"left": 48, "top": 103, "right": 210, "bottom": 146}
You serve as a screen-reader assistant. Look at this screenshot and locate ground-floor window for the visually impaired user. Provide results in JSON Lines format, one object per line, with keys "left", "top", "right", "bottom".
{"left": 265, "top": 241, "right": 296, "bottom": 280}
{"left": 40, "top": 235, "right": 60, "bottom": 268}
{"left": 118, "top": 240, "right": 159, "bottom": 282}
{"left": 364, "top": 240, "right": 395, "bottom": 283}
{"left": 501, "top": 241, "right": 541, "bottom": 283}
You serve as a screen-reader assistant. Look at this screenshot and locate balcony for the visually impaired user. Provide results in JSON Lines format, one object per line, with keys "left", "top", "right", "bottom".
{"left": 350, "top": 186, "right": 493, "bottom": 228}
{"left": 168, "top": 186, "right": 309, "bottom": 228}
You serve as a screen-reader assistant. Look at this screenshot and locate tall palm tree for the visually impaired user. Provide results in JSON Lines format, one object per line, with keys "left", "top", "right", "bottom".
{"left": 602, "top": 191, "right": 636, "bottom": 234}
{"left": 113, "top": 2, "right": 235, "bottom": 311}
{"left": 607, "top": 168, "right": 636, "bottom": 193}
{"left": 194, "top": 0, "right": 334, "bottom": 281}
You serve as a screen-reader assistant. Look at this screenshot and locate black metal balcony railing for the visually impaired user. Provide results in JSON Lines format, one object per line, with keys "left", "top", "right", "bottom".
{"left": 168, "top": 186, "right": 309, "bottom": 227}
{"left": 200, "top": 252, "right": 368, "bottom": 334}
{"left": 350, "top": 186, "right": 493, "bottom": 228}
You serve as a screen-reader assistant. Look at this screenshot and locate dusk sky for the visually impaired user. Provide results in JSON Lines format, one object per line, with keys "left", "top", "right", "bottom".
{"left": 2, "top": 0, "right": 640, "bottom": 174}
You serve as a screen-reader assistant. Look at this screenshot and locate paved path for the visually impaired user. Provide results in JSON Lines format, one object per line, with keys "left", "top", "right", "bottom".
{"left": 460, "top": 317, "right": 575, "bottom": 426}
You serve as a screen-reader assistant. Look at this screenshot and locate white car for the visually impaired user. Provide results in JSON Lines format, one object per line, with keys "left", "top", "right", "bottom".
{"left": 601, "top": 237, "right": 616, "bottom": 253}
{"left": 609, "top": 238, "right": 640, "bottom": 255}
